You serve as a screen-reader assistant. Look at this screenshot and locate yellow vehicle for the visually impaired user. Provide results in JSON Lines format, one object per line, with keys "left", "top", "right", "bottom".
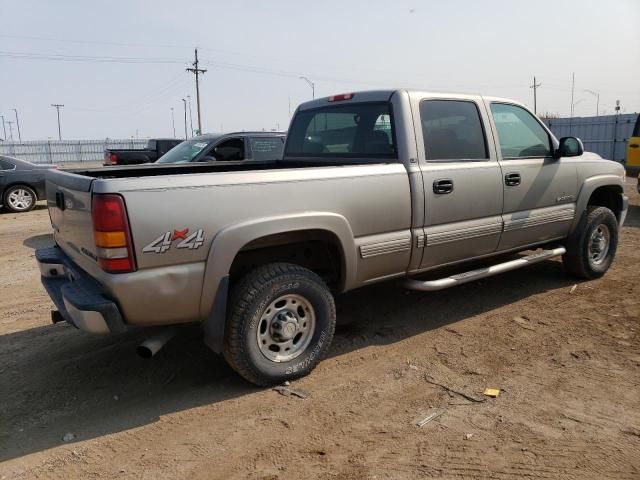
{"left": 627, "top": 114, "right": 640, "bottom": 171}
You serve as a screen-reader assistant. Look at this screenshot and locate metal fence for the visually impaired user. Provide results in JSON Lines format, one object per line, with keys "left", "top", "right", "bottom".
{"left": 543, "top": 113, "right": 638, "bottom": 163}
{"left": 0, "top": 139, "right": 148, "bottom": 164}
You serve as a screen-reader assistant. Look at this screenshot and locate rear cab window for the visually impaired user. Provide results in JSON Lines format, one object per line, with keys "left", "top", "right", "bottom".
{"left": 285, "top": 102, "right": 396, "bottom": 159}
{"left": 249, "top": 137, "right": 284, "bottom": 161}
{"left": 155, "top": 140, "right": 211, "bottom": 163}
{"left": 420, "top": 100, "right": 488, "bottom": 161}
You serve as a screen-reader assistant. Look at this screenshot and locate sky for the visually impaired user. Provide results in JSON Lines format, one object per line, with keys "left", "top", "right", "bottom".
{"left": 0, "top": 0, "right": 639, "bottom": 140}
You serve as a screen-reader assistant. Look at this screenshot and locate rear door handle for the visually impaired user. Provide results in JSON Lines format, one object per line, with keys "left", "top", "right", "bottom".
{"left": 505, "top": 172, "right": 521, "bottom": 186}
{"left": 433, "top": 178, "right": 454, "bottom": 194}
{"left": 630, "top": 144, "right": 639, "bottom": 149}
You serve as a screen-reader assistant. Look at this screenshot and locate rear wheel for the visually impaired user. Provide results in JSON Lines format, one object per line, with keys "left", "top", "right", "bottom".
{"left": 3, "top": 185, "right": 37, "bottom": 213}
{"left": 223, "top": 263, "right": 336, "bottom": 386}
{"left": 563, "top": 206, "right": 618, "bottom": 279}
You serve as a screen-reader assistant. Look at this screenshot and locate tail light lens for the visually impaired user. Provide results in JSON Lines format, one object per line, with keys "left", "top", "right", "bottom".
{"left": 110, "top": 153, "right": 118, "bottom": 165}
{"left": 92, "top": 194, "right": 136, "bottom": 273}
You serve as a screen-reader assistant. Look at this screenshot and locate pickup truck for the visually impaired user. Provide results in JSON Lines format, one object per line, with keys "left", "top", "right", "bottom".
{"left": 155, "top": 131, "right": 286, "bottom": 164}
{"left": 37, "top": 89, "right": 628, "bottom": 386}
{"left": 104, "top": 138, "right": 182, "bottom": 166}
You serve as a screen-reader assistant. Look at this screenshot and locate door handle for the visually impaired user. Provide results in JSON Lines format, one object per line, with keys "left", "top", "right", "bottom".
{"left": 433, "top": 178, "right": 454, "bottom": 194}
{"left": 505, "top": 172, "right": 521, "bottom": 186}
{"left": 630, "top": 144, "right": 639, "bottom": 149}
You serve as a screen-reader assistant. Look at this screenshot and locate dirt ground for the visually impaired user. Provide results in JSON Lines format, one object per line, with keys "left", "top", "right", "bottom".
{"left": 1, "top": 180, "right": 639, "bottom": 480}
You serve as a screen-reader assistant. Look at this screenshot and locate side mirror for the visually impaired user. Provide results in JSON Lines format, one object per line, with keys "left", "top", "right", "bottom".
{"left": 555, "top": 137, "right": 584, "bottom": 158}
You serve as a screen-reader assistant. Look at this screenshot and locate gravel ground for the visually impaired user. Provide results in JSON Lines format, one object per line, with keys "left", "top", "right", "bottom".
{"left": 0, "top": 179, "right": 638, "bottom": 479}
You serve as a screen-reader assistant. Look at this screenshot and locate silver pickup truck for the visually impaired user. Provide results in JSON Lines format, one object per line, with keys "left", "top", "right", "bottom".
{"left": 36, "top": 89, "right": 628, "bottom": 386}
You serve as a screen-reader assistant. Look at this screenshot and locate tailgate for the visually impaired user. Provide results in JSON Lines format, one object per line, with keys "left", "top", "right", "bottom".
{"left": 46, "top": 169, "right": 100, "bottom": 274}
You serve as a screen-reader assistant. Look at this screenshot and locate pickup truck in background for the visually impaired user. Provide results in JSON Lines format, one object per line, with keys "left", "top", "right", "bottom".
{"left": 155, "top": 131, "right": 286, "bottom": 164}
{"left": 37, "top": 89, "right": 628, "bottom": 386}
{"left": 103, "top": 138, "right": 182, "bottom": 166}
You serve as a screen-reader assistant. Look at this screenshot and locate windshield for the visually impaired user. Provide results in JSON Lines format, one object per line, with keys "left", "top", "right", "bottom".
{"left": 156, "top": 139, "right": 213, "bottom": 164}
{"left": 285, "top": 102, "right": 396, "bottom": 158}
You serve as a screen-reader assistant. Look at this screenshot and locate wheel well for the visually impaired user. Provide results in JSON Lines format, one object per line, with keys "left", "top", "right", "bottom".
{"left": 587, "top": 185, "right": 623, "bottom": 221}
{"left": 229, "top": 230, "right": 344, "bottom": 291}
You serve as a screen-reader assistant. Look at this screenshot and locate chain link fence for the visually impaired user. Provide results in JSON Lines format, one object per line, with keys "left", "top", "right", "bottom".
{"left": 0, "top": 139, "right": 148, "bottom": 164}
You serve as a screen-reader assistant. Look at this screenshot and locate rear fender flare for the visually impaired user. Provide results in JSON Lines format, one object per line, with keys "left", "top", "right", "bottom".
{"left": 199, "top": 212, "right": 357, "bottom": 318}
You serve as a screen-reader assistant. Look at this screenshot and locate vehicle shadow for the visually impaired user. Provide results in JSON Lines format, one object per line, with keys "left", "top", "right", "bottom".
{"left": 623, "top": 203, "right": 640, "bottom": 228}
{"left": 22, "top": 233, "right": 54, "bottom": 249}
{"left": 0, "top": 258, "right": 577, "bottom": 462}
{"left": 0, "top": 203, "right": 48, "bottom": 215}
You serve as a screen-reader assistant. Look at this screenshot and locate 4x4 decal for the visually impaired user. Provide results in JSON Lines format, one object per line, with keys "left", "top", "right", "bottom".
{"left": 142, "top": 229, "right": 205, "bottom": 254}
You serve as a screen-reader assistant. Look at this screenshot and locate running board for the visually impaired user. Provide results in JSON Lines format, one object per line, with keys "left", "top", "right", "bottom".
{"left": 402, "top": 247, "right": 566, "bottom": 292}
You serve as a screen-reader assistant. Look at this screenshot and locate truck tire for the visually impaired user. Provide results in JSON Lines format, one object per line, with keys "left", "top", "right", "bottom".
{"left": 562, "top": 206, "right": 618, "bottom": 279}
{"left": 3, "top": 185, "right": 37, "bottom": 213}
{"left": 223, "top": 262, "right": 336, "bottom": 386}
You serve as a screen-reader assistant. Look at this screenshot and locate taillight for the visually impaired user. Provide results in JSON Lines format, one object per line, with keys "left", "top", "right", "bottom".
{"left": 328, "top": 93, "right": 354, "bottom": 102}
{"left": 110, "top": 153, "right": 118, "bottom": 165}
{"left": 92, "top": 194, "right": 136, "bottom": 273}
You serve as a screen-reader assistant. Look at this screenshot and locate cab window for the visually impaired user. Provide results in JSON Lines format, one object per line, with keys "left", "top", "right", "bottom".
{"left": 211, "top": 138, "right": 244, "bottom": 161}
{"left": 420, "top": 100, "right": 488, "bottom": 161}
{"left": 490, "top": 103, "right": 551, "bottom": 158}
{"left": 250, "top": 137, "right": 284, "bottom": 161}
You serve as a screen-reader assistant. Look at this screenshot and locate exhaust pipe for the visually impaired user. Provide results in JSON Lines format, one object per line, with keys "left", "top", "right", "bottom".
{"left": 136, "top": 328, "right": 176, "bottom": 358}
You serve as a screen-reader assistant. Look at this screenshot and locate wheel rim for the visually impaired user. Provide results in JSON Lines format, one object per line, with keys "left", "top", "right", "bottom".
{"left": 256, "top": 293, "right": 316, "bottom": 363}
{"left": 589, "top": 223, "right": 611, "bottom": 265}
{"left": 7, "top": 188, "right": 34, "bottom": 211}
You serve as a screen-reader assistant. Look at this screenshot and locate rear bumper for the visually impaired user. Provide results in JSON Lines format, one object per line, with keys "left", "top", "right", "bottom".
{"left": 36, "top": 246, "right": 126, "bottom": 334}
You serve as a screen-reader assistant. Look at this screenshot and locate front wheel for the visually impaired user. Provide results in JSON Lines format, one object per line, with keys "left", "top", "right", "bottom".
{"left": 563, "top": 206, "right": 619, "bottom": 279}
{"left": 223, "top": 263, "right": 336, "bottom": 386}
{"left": 3, "top": 185, "right": 37, "bottom": 213}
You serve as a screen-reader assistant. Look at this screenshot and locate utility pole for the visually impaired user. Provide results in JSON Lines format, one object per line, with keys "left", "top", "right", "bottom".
{"left": 170, "top": 107, "right": 176, "bottom": 137}
{"left": 585, "top": 89, "right": 600, "bottom": 116}
{"left": 570, "top": 72, "right": 575, "bottom": 118}
{"left": 0, "top": 115, "right": 6, "bottom": 141}
{"left": 187, "top": 95, "right": 194, "bottom": 137}
{"left": 6, "top": 121, "right": 14, "bottom": 141}
{"left": 182, "top": 98, "right": 188, "bottom": 139}
{"left": 12, "top": 109, "right": 22, "bottom": 142}
{"left": 186, "top": 48, "right": 207, "bottom": 134}
{"left": 299, "top": 76, "right": 315, "bottom": 99}
{"left": 51, "top": 104, "right": 64, "bottom": 140}
{"left": 529, "top": 76, "right": 541, "bottom": 114}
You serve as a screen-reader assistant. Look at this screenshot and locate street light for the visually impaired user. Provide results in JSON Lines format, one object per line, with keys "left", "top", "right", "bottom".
{"left": 182, "top": 98, "right": 188, "bottom": 139}
{"left": 187, "top": 95, "right": 194, "bottom": 137}
{"left": 584, "top": 89, "right": 600, "bottom": 116}
{"left": 299, "top": 76, "right": 315, "bottom": 100}
{"left": 12, "top": 108, "right": 22, "bottom": 143}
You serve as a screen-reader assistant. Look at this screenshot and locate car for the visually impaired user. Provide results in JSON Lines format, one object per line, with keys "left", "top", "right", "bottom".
{"left": 0, "top": 156, "right": 56, "bottom": 213}
{"left": 104, "top": 138, "right": 183, "bottom": 166}
{"left": 36, "top": 89, "right": 627, "bottom": 386}
{"left": 155, "top": 131, "right": 286, "bottom": 164}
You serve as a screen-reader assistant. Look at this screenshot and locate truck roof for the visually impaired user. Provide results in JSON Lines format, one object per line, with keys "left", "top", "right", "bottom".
{"left": 193, "top": 131, "right": 287, "bottom": 141}
{"left": 296, "top": 89, "right": 523, "bottom": 111}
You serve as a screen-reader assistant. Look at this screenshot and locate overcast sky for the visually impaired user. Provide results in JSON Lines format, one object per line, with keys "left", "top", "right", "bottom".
{"left": 1, "top": 0, "right": 638, "bottom": 140}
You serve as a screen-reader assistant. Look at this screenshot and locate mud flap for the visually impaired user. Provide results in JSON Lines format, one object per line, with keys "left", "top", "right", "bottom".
{"left": 202, "top": 275, "right": 229, "bottom": 353}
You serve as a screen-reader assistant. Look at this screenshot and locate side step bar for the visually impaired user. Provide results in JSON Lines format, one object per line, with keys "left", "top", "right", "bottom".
{"left": 402, "top": 247, "right": 566, "bottom": 292}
